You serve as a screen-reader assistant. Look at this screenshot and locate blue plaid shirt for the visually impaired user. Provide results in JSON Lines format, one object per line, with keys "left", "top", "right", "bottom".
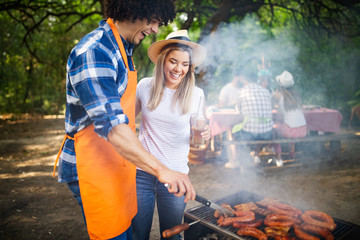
{"left": 58, "top": 20, "right": 135, "bottom": 183}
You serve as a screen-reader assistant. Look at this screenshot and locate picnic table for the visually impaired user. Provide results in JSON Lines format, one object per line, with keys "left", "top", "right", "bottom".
{"left": 206, "top": 106, "right": 346, "bottom": 161}
{"left": 208, "top": 105, "right": 343, "bottom": 137}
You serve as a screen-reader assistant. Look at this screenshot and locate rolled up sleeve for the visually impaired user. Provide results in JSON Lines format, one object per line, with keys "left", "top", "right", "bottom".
{"left": 68, "top": 49, "right": 129, "bottom": 140}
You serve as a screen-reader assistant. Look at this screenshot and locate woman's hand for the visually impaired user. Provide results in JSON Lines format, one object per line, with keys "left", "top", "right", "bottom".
{"left": 201, "top": 125, "right": 211, "bottom": 141}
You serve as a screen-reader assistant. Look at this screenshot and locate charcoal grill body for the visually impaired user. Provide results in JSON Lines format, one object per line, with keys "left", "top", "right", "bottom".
{"left": 184, "top": 190, "right": 360, "bottom": 240}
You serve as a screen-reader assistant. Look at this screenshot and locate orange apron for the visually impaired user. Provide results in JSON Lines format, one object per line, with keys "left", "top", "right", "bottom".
{"left": 54, "top": 18, "right": 138, "bottom": 240}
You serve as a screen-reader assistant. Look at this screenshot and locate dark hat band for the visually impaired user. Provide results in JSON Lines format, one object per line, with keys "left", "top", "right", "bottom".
{"left": 168, "top": 36, "right": 191, "bottom": 42}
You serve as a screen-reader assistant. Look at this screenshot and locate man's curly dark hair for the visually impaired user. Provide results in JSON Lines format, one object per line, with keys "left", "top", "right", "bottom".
{"left": 103, "top": 0, "right": 176, "bottom": 26}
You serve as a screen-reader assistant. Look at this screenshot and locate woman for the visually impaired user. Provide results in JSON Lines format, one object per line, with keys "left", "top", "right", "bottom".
{"left": 272, "top": 70, "right": 307, "bottom": 167}
{"left": 132, "top": 30, "right": 210, "bottom": 240}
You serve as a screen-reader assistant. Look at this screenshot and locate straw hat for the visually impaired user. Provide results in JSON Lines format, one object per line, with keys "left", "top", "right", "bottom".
{"left": 147, "top": 30, "right": 207, "bottom": 67}
{"left": 276, "top": 70, "right": 294, "bottom": 88}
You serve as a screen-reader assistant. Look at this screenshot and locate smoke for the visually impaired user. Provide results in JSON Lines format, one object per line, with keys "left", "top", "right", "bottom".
{"left": 198, "top": 15, "right": 300, "bottom": 105}
{"left": 197, "top": 15, "right": 360, "bottom": 114}
{"left": 192, "top": 16, "right": 359, "bottom": 213}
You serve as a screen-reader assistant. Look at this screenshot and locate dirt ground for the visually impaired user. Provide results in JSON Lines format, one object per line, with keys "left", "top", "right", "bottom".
{"left": 1, "top": 116, "right": 360, "bottom": 240}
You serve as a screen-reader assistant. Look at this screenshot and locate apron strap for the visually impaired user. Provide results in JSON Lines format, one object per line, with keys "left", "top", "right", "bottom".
{"left": 107, "top": 17, "right": 137, "bottom": 129}
{"left": 107, "top": 18, "right": 135, "bottom": 70}
{"left": 232, "top": 116, "right": 271, "bottom": 134}
{"left": 53, "top": 135, "right": 75, "bottom": 178}
{"left": 232, "top": 116, "right": 248, "bottom": 134}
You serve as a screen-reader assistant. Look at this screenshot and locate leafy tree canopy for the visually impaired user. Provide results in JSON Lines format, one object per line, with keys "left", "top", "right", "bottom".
{"left": 1, "top": 0, "right": 359, "bottom": 121}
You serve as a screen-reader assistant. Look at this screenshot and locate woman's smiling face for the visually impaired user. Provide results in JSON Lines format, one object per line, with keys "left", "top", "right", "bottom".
{"left": 164, "top": 50, "right": 190, "bottom": 89}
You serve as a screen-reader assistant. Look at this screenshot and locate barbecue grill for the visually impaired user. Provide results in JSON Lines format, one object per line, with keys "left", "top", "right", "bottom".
{"left": 183, "top": 190, "right": 360, "bottom": 239}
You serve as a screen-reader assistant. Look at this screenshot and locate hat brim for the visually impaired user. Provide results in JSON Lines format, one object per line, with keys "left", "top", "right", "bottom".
{"left": 147, "top": 39, "right": 207, "bottom": 67}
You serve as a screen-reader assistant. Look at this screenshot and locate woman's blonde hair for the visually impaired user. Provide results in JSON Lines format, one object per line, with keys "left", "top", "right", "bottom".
{"left": 279, "top": 87, "right": 302, "bottom": 111}
{"left": 147, "top": 43, "right": 196, "bottom": 114}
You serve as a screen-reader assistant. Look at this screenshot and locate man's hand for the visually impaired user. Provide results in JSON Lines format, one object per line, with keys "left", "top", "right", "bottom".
{"left": 157, "top": 167, "right": 196, "bottom": 203}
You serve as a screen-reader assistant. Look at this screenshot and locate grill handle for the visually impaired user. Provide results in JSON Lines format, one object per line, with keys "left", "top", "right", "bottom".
{"left": 195, "top": 194, "right": 211, "bottom": 206}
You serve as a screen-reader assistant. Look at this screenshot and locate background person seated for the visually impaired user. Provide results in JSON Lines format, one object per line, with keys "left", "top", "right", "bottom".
{"left": 218, "top": 72, "right": 244, "bottom": 108}
{"left": 272, "top": 70, "right": 307, "bottom": 167}
{"left": 226, "top": 71, "right": 273, "bottom": 169}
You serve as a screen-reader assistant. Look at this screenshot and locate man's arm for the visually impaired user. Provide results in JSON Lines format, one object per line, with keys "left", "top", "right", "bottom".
{"left": 108, "top": 123, "right": 196, "bottom": 202}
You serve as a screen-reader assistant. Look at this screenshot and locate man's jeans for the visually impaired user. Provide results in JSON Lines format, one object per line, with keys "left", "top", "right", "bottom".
{"left": 67, "top": 181, "right": 86, "bottom": 224}
{"left": 132, "top": 170, "right": 186, "bottom": 240}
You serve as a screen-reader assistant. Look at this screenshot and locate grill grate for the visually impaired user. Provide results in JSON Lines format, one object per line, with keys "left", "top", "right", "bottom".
{"left": 184, "top": 190, "right": 360, "bottom": 240}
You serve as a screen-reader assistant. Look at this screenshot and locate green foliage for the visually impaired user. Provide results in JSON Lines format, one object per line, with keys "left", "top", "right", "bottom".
{"left": 0, "top": 0, "right": 102, "bottom": 114}
{"left": 197, "top": 15, "right": 299, "bottom": 104}
{"left": 1, "top": 0, "right": 359, "bottom": 124}
{"left": 261, "top": 1, "right": 360, "bottom": 119}
{"left": 347, "top": 91, "right": 360, "bottom": 108}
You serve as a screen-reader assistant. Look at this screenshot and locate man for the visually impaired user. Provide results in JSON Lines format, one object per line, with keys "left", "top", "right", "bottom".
{"left": 218, "top": 73, "right": 243, "bottom": 108}
{"left": 226, "top": 71, "right": 273, "bottom": 169}
{"left": 53, "top": 1, "right": 195, "bottom": 239}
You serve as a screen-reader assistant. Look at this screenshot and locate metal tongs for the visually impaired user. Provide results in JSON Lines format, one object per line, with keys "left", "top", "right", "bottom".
{"left": 162, "top": 185, "right": 235, "bottom": 238}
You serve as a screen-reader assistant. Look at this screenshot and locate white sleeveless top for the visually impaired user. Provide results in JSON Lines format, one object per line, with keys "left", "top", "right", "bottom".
{"left": 278, "top": 95, "right": 306, "bottom": 128}
{"left": 136, "top": 77, "right": 205, "bottom": 174}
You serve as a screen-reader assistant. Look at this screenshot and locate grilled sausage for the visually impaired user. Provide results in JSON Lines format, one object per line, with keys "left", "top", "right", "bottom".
{"left": 234, "top": 201, "right": 258, "bottom": 211}
{"left": 233, "top": 219, "right": 263, "bottom": 229}
{"left": 300, "top": 224, "right": 334, "bottom": 240}
{"left": 218, "top": 215, "right": 256, "bottom": 226}
{"left": 237, "top": 227, "right": 268, "bottom": 240}
{"left": 214, "top": 209, "right": 221, "bottom": 218}
{"left": 264, "top": 214, "right": 295, "bottom": 228}
{"left": 267, "top": 202, "right": 302, "bottom": 217}
{"left": 293, "top": 224, "right": 320, "bottom": 240}
{"left": 233, "top": 210, "right": 256, "bottom": 221}
{"left": 301, "top": 210, "right": 336, "bottom": 231}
